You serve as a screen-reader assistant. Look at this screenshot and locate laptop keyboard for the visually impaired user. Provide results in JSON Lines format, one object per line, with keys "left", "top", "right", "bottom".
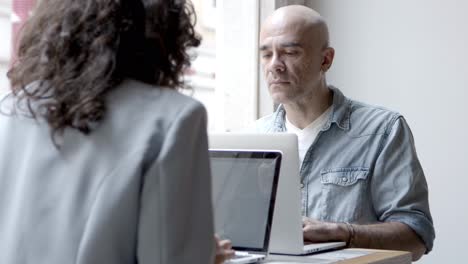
{"left": 232, "top": 252, "right": 251, "bottom": 259}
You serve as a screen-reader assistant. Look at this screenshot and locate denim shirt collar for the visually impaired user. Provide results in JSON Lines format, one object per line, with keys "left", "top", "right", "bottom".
{"left": 324, "top": 86, "right": 351, "bottom": 131}
{"left": 270, "top": 85, "right": 351, "bottom": 132}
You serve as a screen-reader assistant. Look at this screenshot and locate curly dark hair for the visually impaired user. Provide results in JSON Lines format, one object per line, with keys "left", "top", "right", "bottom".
{"left": 7, "top": 0, "right": 201, "bottom": 142}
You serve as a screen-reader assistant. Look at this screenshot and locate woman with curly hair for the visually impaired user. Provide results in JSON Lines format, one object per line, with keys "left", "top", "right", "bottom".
{"left": 0, "top": 0, "right": 233, "bottom": 263}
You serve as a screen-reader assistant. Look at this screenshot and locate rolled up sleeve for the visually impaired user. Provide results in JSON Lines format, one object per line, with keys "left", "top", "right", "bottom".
{"left": 371, "top": 116, "right": 435, "bottom": 252}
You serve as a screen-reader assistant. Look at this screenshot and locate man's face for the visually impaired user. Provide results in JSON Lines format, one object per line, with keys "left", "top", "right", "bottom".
{"left": 259, "top": 21, "right": 324, "bottom": 105}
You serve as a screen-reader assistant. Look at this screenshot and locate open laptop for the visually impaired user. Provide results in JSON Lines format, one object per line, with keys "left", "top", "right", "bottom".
{"left": 209, "top": 149, "right": 281, "bottom": 263}
{"left": 209, "top": 133, "right": 346, "bottom": 255}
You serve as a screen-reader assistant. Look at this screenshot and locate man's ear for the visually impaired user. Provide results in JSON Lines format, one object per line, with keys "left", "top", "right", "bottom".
{"left": 321, "top": 47, "right": 335, "bottom": 72}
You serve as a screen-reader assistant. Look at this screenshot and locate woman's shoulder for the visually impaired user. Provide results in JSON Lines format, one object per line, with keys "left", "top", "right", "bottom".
{"left": 112, "top": 79, "right": 202, "bottom": 110}
{"left": 107, "top": 79, "right": 206, "bottom": 128}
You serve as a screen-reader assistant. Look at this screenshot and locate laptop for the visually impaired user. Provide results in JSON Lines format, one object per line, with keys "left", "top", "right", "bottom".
{"left": 209, "top": 149, "right": 281, "bottom": 263}
{"left": 209, "top": 133, "right": 346, "bottom": 255}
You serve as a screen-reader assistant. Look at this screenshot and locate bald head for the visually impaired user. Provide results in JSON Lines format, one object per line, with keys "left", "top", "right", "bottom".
{"left": 261, "top": 5, "right": 330, "bottom": 50}
{"left": 259, "top": 5, "right": 335, "bottom": 108}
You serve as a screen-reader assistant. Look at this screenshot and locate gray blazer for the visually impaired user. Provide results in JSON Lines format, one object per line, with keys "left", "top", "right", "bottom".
{"left": 0, "top": 80, "right": 214, "bottom": 264}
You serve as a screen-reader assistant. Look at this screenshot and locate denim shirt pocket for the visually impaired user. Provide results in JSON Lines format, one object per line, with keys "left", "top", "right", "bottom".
{"left": 318, "top": 167, "right": 370, "bottom": 222}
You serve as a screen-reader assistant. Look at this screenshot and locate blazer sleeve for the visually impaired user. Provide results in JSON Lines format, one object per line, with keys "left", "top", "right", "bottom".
{"left": 137, "top": 100, "right": 215, "bottom": 264}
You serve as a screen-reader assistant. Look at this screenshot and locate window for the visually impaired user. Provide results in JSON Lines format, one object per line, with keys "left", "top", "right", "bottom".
{"left": 1, "top": 0, "right": 281, "bottom": 130}
{"left": 190, "top": 0, "right": 264, "bottom": 132}
{"left": 186, "top": 0, "right": 217, "bottom": 131}
{"left": 0, "top": 0, "right": 11, "bottom": 95}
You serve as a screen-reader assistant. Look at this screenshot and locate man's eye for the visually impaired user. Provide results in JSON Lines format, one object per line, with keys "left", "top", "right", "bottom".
{"left": 286, "top": 51, "right": 298, "bottom": 55}
{"left": 262, "top": 54, "right": 272, "bottom": 58}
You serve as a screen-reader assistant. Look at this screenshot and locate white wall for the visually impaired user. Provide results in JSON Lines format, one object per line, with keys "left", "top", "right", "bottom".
{"left": 307, "top": 0, "right": 468, "bottom": 263}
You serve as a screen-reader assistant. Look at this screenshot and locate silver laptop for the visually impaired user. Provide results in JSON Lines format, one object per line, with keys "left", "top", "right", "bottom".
{"left": 210, "top": 149, "right": 281, "bottom": 263}
{"left": 209, "top": 133, "right": 346, "bottom": 255}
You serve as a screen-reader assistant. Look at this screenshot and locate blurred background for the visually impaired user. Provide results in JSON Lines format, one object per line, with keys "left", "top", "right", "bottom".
{"left": 1, "top": 1, "right": 467, "bottom": 263}
{"left": 0, "top": 0, "right": 11, "bottom": 93}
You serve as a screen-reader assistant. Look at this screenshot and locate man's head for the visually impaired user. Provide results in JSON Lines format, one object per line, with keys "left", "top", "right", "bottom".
{"left": 259, "top": 5, "right": 334, "bottom": 105}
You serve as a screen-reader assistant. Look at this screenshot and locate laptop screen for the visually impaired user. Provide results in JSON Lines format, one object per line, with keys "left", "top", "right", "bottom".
{"left": 209, "top": 150, "right": 281, "bottom": 253}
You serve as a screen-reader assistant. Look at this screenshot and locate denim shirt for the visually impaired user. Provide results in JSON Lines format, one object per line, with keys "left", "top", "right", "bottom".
{"left": 253, "top": 86, "right": 435, "bottom": 252}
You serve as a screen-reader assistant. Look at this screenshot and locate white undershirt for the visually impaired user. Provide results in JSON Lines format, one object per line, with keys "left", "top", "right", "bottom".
{"left": 285, "top": 107, "right": 332, "bottom": 166}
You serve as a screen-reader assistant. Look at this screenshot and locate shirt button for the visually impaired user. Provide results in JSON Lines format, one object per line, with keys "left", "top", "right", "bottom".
{"left": 341, "top": 177, "right": 348, "bottom": 182}
{"left": 300, "top": 183, "right": 304, "bottom": 188}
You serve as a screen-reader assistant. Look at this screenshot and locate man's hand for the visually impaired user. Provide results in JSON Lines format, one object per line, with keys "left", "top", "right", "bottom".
{"left": 302, "top": 217, "right": 348, "bottom": 243}
{"left": 302, "top": 217, "right": 427, "bottom": 261}
{"left": 214, "top": 235, "right": 235, "bottom": 264}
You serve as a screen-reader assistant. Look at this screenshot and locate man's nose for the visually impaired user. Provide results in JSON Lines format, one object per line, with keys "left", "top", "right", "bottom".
{"left": 268, "top": 54, "right": 285, "bottom": 73}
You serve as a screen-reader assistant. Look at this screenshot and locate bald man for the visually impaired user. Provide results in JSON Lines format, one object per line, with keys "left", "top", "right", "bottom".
{"left": 254, "top": 5, "right": 434, "bottom": 261}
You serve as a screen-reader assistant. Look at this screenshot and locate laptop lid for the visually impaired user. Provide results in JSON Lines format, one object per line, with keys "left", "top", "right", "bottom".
{"left": 209, "top": 149, "right": 281, "bottom": 254}
{"left": 209, "top": 133, "right": 305, "bottom": 254}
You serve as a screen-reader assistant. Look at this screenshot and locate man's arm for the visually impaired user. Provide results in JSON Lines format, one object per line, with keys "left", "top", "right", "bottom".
{"left": 303, "top": 218, "right": 426, "bottom": 261}
{"left": 302, "top": 117, "right": 433, "bottom": 261}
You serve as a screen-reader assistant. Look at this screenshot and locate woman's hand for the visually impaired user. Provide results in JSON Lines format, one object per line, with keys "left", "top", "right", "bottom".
{"left": 214, "top": 235, "right": 235, "bottom": 264}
